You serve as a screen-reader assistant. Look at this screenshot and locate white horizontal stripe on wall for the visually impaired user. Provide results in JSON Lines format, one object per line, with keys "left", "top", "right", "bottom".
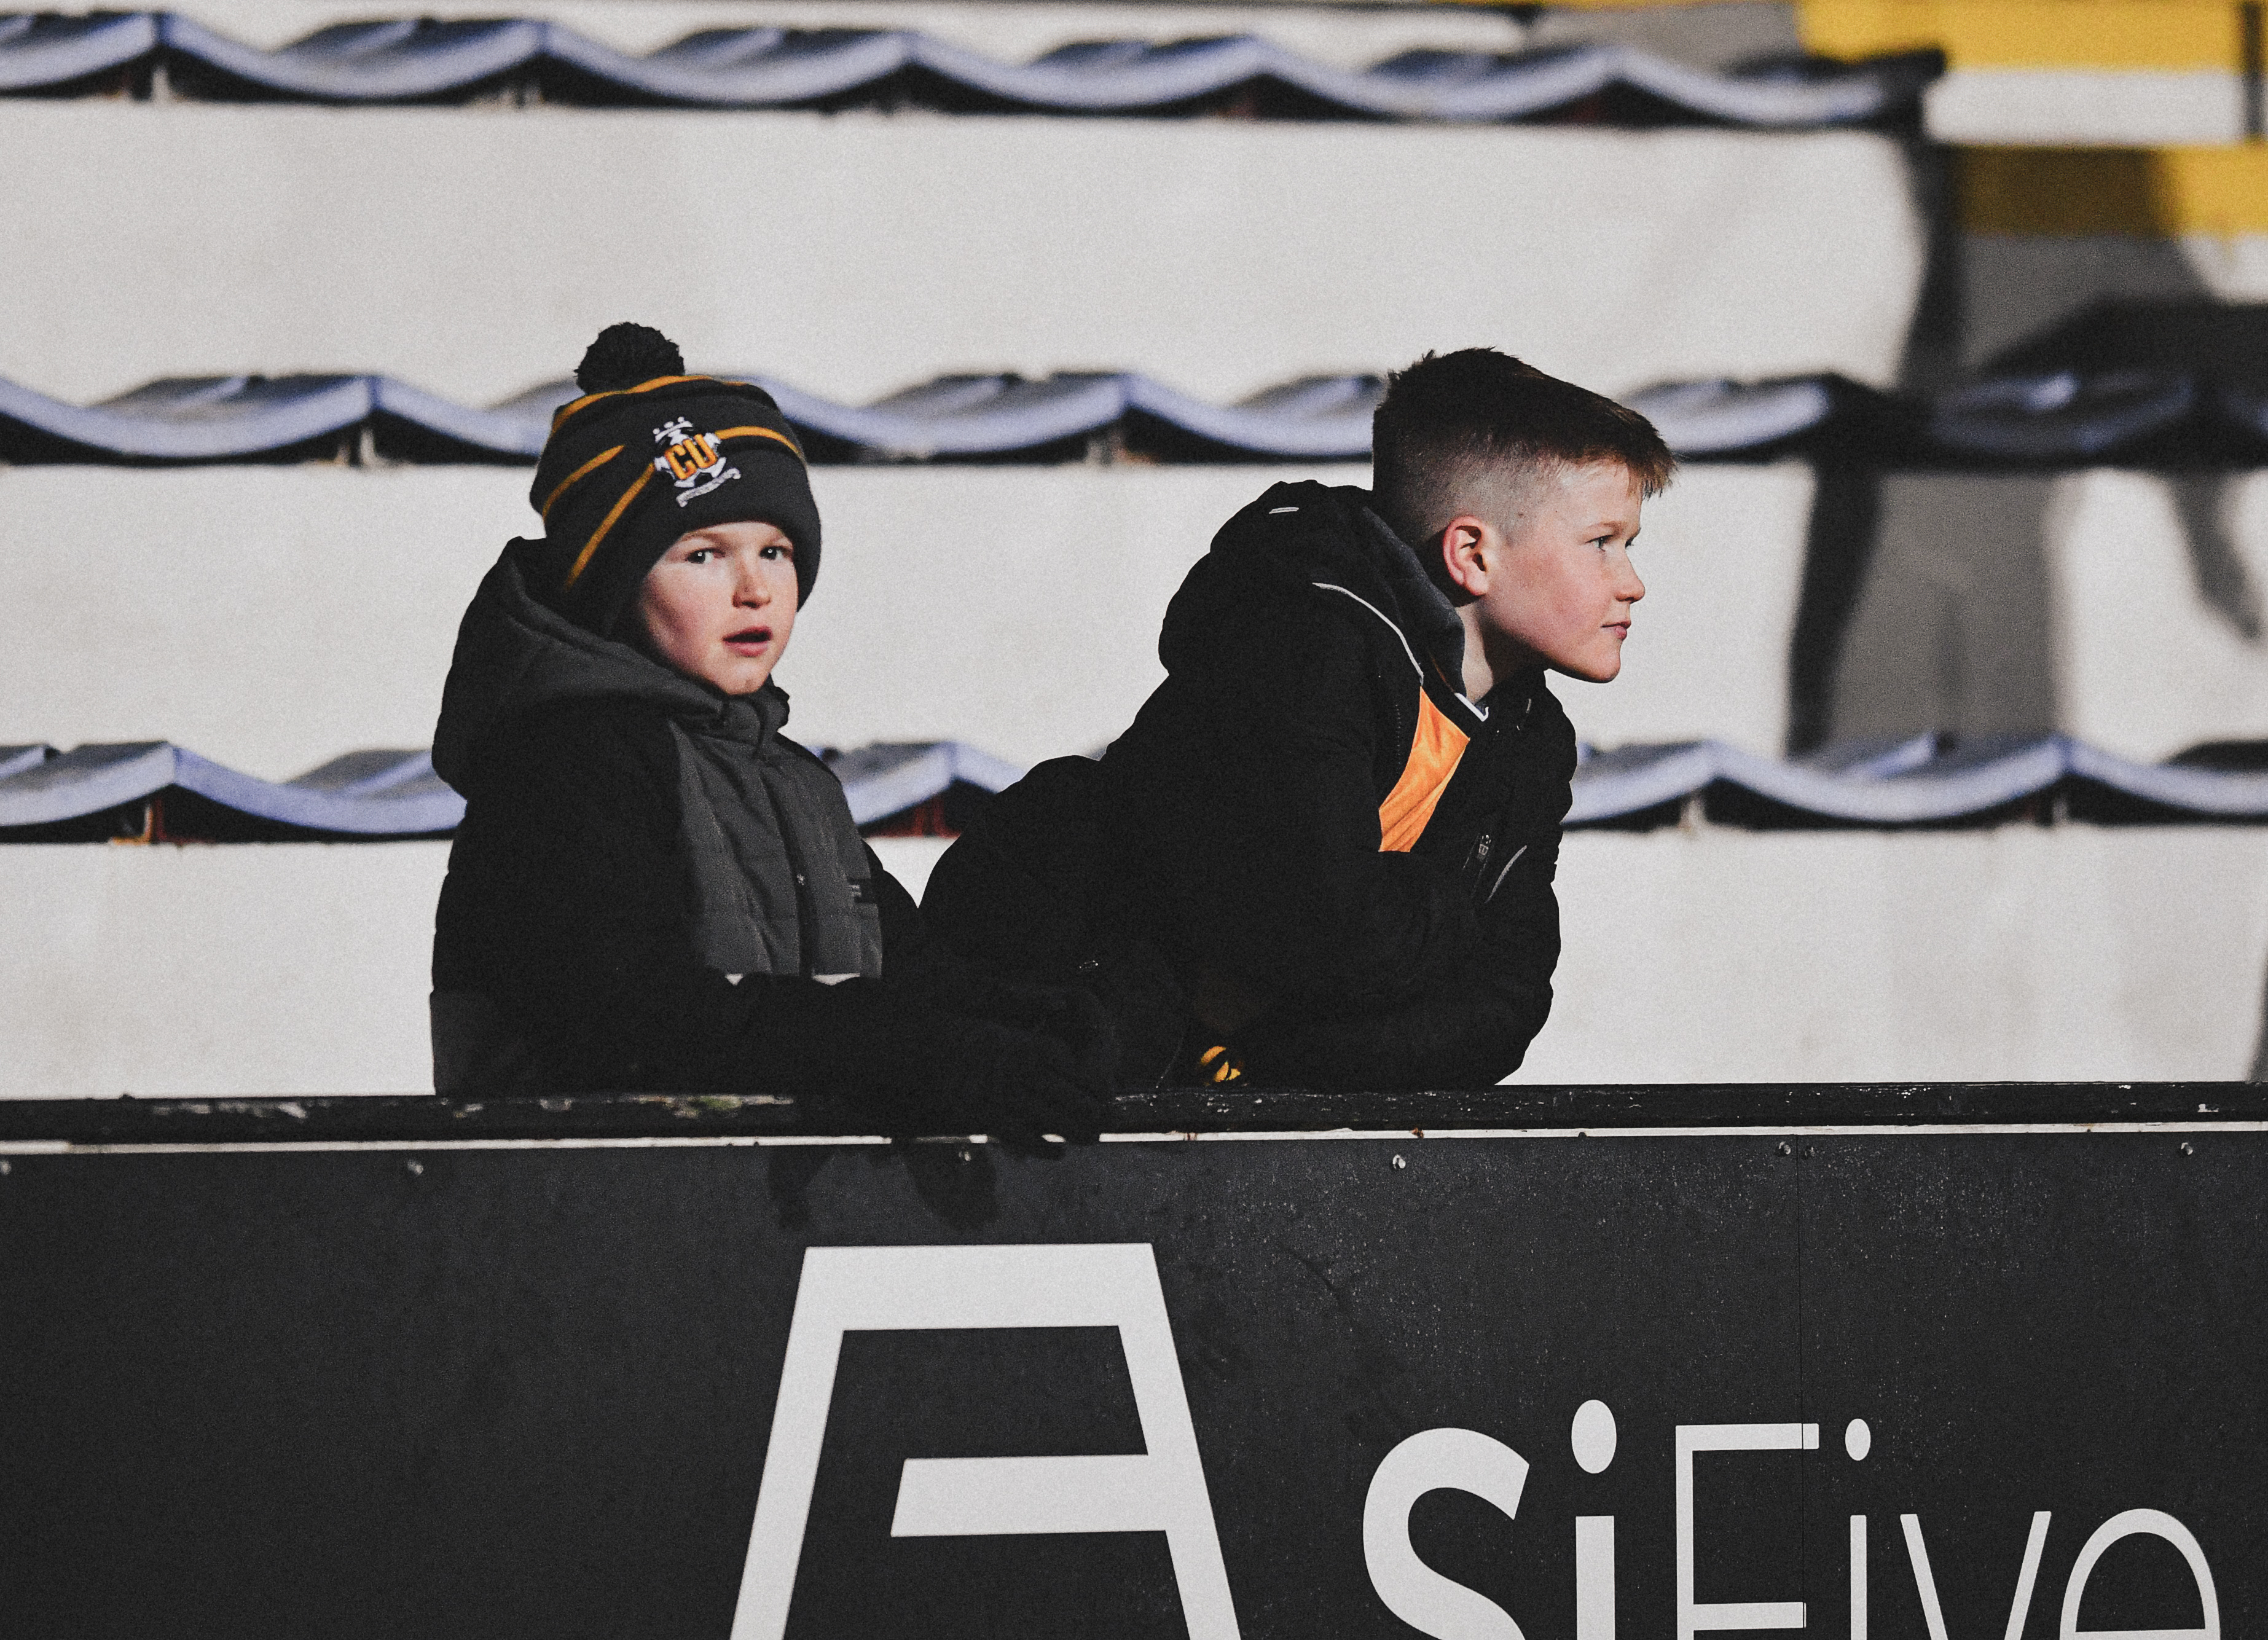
{"left": 0, "top": 467, "right": 525, "bottom": 780}
{"left": 1521, "top": 826, "right": 2268, "bottom": 1085}
{"left": 1828, "top": 469, "right": 2268, "bottom": 763}
{"left": 0, "top": 463, "right": 1815, "bottom": 774}
{"left": 0, "top": 842, "right": 451, "bottom": 1098}
{"left": 0, "top": 106, "right": 1928, "bottom": 407}
{"left": 2054, "top": 469, "right": 2268, "bottom": 763}
{"left": 1926, "top": 69, "right": 2249, "bottom": 147}
{"left": 11, "top": 461, "right": 2266, "bottom": 771}
{"left": 3, "top": 826, "right": 2262, "bottom": 1096}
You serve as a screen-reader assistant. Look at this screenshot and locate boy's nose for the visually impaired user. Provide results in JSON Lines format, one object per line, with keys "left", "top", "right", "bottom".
{"left": 734, "top": 567, "right": 771, "bottom": 605}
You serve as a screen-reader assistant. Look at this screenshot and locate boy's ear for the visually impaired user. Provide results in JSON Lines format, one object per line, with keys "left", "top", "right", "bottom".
{"left": 1436, "top": 516, "right": 1493, "bottom": 601}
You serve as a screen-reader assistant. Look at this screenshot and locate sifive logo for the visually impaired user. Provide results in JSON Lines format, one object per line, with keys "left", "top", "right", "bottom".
{"left": 731, "top": 1244, "right": 1239, "bottom": 1640}
{"left": 1366, "top": 1407, "right": 2223, "bottom": 1640}
{"left": 731, "top": 1245, "right": 2223, "bottom": 1640}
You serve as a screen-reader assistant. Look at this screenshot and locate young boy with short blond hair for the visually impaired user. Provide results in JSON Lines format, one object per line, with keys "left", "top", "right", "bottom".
{"left": 925, "top": 348, "right": 1674, "bottom": 1089}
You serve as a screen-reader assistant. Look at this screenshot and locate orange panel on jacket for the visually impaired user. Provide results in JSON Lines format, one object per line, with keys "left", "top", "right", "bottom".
{"left": 1378, "top": 691, "right": 1470, "bottom": 852}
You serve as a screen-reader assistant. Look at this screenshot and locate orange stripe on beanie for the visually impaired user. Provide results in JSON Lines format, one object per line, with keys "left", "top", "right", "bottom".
{"left": 526, "top": 323, "right": 822, "bottom": 637}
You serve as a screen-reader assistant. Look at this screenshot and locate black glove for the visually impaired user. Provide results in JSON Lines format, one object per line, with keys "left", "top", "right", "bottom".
{"left": 941, "top": 975, "right": 1118, "bottom": 1093}
{"left": 853, "top": 992, "right": 1110, "bottom": 1146}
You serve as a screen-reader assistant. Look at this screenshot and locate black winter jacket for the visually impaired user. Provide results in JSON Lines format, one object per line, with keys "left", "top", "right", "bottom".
{"left": 434, "top": 694, "right": 927, "bottom": 1093}
{"left": 924, "top": 481, "right": 1577, "bottom": 1089}
{"left": 430, "top": 547, "right": 1110, "bottom": 1124}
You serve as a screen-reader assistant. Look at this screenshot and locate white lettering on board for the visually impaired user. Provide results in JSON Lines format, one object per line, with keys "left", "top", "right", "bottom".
{"left": 1573, "top": 1397, "right": 1619, "bottom": 1640}
{"left": 1577, "top": 1516, "right": 1617, "bottom": 1640}
{"left": 1898, "top": 1512, "right": 2052, "bottom": 1640}
{"left": 1852, "top": 1517, "right": 1869, "bottom": 1640}
{"left": 1676, "top": 1422, "right": 1819, "bottom": 1639}
{"left": 1362, "top": 1426, "right": 1532, "bottom": 1640}
{"left": 729, "top": 1243, "right": 1238, "bottom": 1640}
{"left": 2059, "top": 1509, "right": 2220, "bottom": 1640}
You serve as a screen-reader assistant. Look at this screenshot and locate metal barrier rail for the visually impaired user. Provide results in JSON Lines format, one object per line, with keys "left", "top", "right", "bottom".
{"left": 3, "top": 1080, "right": 2264, "bottom": 1146}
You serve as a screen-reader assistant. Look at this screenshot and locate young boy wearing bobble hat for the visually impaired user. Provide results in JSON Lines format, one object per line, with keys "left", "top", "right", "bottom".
{"left": 430, "top": 324, "right": 1111, "bottom": 1136}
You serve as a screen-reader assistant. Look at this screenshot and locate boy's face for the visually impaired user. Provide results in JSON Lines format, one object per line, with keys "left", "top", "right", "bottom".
{"left": 1446, "top": 460, "right": 1646, "bottom": 685}
{"left": 636, "top": 520, "right": 800, "bottom": 695}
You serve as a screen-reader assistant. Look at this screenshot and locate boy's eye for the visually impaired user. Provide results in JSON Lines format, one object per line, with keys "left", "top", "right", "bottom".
{"left": 761, "top": 543, "right": 790, "bottom": 560}
{"left": 685, "top": 548, "right": 713, "bottom": 564}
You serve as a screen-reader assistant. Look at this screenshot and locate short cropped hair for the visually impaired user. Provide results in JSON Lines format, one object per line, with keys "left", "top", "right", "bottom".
{"left": 1371, "top": 348, "right": 1676, "bottom": 550}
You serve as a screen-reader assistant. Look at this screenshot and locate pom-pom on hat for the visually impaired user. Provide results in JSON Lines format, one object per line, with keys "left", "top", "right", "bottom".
{"left": 524, "top": 322, "right": 822, "bottom": 637}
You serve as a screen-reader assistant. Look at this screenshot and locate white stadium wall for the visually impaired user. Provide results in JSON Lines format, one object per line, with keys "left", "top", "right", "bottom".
{"left": 4, "top": 827, "right": 2263, "bottom": 1097}
{"left": 1524, "top": 826, "right": 2268, "bottom": 1086}
{"left": 1925, "top": 69, "right": 2251, "bottom": 146}
{"left": 752, "top": 460, "right": 1821, "bottom": 763}
{"left": 0, "top": 461, "right": 1819, "bottom": 772}
{"left": 0, "top": 106, "right": 1927, "bottom": 407}
{"left": 1826, "top": 469, "right": 2268, "bottom": 761}
{"left": 0, "top": 844, "right": 448, "bottom": 1099}
{"left": 2052, "top": 471, "right": 2268, "bottom": 761}
{"left": 11, "top": 461, "right": 2268, "bottom": 770}
{"left": 0, "top": 468, "right": 525, "bottom": 780}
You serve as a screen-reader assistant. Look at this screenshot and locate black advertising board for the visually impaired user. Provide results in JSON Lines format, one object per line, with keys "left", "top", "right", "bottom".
{"left": 0, "top": 1087, "right": 2260, "bottom": 1640}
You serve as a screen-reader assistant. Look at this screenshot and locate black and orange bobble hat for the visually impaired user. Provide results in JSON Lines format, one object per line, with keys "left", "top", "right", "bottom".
{"left": 525, "top": 322, "right": 822, "bottom": 638}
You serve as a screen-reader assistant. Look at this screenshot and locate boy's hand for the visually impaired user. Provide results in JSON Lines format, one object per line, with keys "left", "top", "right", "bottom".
{"left": 930, "top": 973, "right": 1122, "bottom": 1101}
{"left": 864, "top": 998, "right": 1111, "bottom": 1146}
{"left": 972, "top": 1026, "right": 1110, "bottom": 1148}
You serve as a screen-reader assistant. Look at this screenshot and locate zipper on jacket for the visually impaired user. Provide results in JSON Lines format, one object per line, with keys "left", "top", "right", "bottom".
{"left": 1379, "top": 663, "right": 1410, "bottom": 761}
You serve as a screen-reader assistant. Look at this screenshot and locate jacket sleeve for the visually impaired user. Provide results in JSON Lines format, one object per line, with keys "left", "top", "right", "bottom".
{"left": 1135, "top": 595, "right": 1480, "bottom": 1011}
{"left": 1226, "top": 688, "right": 1575, "bottom": 1093}
{"left": 863, "top": 841, "right": 999, "bottom": 1004}
{"left": 1231, "top": 823, "right": 1563, "bottom": 1090}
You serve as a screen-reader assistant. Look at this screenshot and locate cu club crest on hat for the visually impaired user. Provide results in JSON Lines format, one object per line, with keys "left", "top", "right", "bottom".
{"left": 653, "top": 416, "right": 739, "bottom": 508}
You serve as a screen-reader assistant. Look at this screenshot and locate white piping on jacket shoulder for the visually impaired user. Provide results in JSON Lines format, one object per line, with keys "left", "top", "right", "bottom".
{"left": 1311, "top": 582, "right": 1489, "bottom": 721}
{"left": 1313, "top": 581, "right": 1422, "bottom": 679}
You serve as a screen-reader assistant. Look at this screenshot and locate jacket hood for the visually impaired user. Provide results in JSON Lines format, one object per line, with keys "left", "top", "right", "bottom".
{"left": 1159, "top": 481, "right": 1470, "bottom": 695}
{"left": 433, "top": 539, "right": 785, "bottom": 793}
